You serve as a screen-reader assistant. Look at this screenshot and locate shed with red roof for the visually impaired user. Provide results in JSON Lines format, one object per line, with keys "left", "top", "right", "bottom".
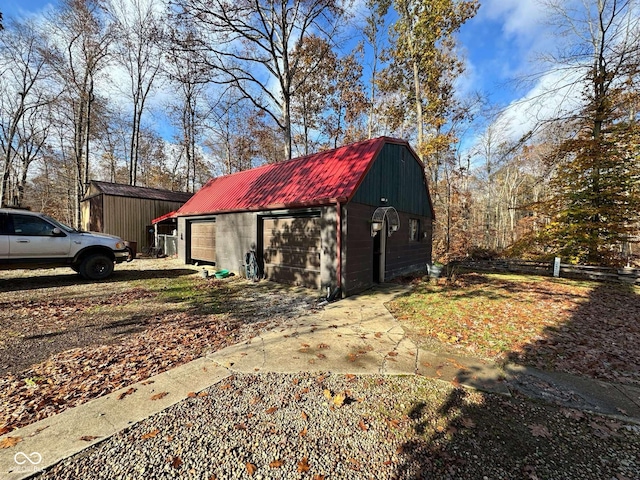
{"left": 167, "top": 137, "right": 434, "bottom": 296}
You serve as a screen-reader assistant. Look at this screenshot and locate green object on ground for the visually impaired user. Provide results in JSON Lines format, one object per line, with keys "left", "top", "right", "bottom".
{"left": 215, "top": 269, "right": 230, "bottom": 279}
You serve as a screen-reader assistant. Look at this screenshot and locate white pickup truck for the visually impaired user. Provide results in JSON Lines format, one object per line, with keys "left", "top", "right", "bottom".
{"left": 0, "top": 208, "right": 130, "bottom": 280}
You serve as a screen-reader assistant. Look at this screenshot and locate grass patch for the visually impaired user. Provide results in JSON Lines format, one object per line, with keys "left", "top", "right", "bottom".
{"left": 389, "top": 272, "right": 640, "bottom": 385}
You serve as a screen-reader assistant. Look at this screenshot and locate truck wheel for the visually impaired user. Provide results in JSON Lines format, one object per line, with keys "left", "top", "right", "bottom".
{"left": 80, "top": 254, "right": 114, "bottom": 280}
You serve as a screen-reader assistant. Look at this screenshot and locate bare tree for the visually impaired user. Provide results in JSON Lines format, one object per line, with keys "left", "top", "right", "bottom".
{"left": 164, "top": 17, "right": 213, "bottom": 192}
{"left": 45, "top": 0, "right": 113, "bottom": 226}
{"left": 0, "top": 18, "right": 55, "bottom": 207}
{"left": 362, "top": 0, "right": 391, "bottom": 139}
{"left": 178, "top": 0, "right": 346, "bottom": 160}
{"left": 106, "top": 0, "right": 164, "bottom": 186}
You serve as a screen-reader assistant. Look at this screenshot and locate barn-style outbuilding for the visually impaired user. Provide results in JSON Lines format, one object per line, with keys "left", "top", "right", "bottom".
{"left": 165, "top": 137, "right": 434, "bottom": 296}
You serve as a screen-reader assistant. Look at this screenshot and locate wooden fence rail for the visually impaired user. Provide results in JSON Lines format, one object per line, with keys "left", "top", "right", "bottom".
{"left": 450, "top": 259, "right": 640, "bottom": 285}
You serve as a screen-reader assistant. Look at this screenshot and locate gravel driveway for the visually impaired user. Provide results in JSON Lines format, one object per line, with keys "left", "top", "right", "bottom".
{"left": 35, "top": 373, "right": 640, "bottom": 480}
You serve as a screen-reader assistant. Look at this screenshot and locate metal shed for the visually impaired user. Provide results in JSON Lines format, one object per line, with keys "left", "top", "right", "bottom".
{"left": 81, "top": 181, "right": 192, "bottom": 253}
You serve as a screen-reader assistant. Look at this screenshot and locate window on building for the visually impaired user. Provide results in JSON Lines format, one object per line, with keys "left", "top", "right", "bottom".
{"left": 409, "top": 218, "right": 420, "bottom": 241}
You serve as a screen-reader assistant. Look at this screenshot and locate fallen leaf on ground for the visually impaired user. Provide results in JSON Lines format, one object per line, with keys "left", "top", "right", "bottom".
{"left": 299, "top": 427, "right": 308, "bottom": 437}
{"left": 387, "top": 419, "right": 400, "bottom": 429}
{"left": 118, "top": 387, "right": 136, "bottom": 400}
{"left": 171, "top": 456, "right": 182, "bottom": 468}
{"left": 529, "top": 424, "right": 551, "bottom": 438}
{"left": 301, "top": 411, "right": 308, "bottom": 421}
{"left": 246, "top": 462, "right": 257, "bottom": 475}
{"left": 269, "top": 459, "right": 285, "bottom": 468}
{"left": 141, "top": 429, "right": 160, "bottom": 440}
{"left": 0, "top": 436, "right": 21, "bottom": 448}
{"left": 151, "top": 392, "right": 169, "bottom": 401}
{"left": 265, "top": 406, "right": 278, "bottom": 414}
{"left": 187, "top": 392, "right": 197, "bottom": 398}
{"left": 460, "top": 417, "right": 476, "bottom": 429}
{"left": 80, "top": 435, "right": 99, "bottom": 442}
{"left": 358, "top": 419, "right": 369, "bottom": 431}
{"left": 297, "top": 457, "right": 310, "bottom": 473}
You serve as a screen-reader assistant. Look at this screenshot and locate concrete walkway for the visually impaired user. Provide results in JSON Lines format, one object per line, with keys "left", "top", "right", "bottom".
{"left": 2, "top": 284, "right": 639, "bottom": 479}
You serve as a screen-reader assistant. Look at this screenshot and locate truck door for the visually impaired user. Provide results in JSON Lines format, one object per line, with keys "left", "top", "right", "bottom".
{"left": 8, "top": 213, "right": 71, "bottom": 258}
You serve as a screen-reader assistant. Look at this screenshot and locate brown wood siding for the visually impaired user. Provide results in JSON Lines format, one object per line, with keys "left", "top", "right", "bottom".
{"left": 263, "top": 216, "right": 321, "bottom": 289}
{"left": 343, "top": 203, "right": 433, "bottom": 295}
{"left": 343, "top": 203, "right": 375, "bottom": 294}
{"left": 385, "top": 211, "right": 432, "bottom": 279}
{"left": 190, "top": 221, "right": 216, "bottom": 264}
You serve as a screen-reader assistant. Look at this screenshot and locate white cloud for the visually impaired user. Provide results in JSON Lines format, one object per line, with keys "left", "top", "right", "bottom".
{"left": 480, "top": 0, "right": 547, "bottom": 40}
{"left": 495, "top": 67, "right": 584, "bottom": 141}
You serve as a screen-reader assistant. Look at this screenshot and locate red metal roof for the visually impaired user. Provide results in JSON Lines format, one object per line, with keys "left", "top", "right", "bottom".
{"left": 152, "top": 210, "right": 178, "bottom": 224}
{"left": 175, "top": 137, "right": 412, "bottom": 216}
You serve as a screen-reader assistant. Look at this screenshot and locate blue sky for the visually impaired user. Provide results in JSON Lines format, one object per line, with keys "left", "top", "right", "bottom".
{"left": 2, "top": 0, "right": 554, "bottom": 149}
{"left": 3, "top": 0, "right": 547, "bottom": 104}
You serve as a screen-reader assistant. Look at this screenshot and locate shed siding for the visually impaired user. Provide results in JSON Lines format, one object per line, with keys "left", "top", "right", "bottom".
{"left": 178, "top": 207, "right": 337, "bottom": 291}
{"left": 98, "top": 196, "right": 184, "bottom": 249}
{"left": 350, "top": 143, "right": 432, "bottom": 218}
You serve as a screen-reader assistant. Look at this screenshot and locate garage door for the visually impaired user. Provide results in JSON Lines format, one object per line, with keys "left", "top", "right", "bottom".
{"left": 263, "top": 216, "right": 321, "bottom": 289}
{"left": 190, "top": 221, "right": 216, "bottom": 264}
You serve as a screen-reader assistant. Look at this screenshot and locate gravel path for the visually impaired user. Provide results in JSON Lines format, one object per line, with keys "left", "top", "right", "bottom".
{"left": 35, "top": 373, "right": 640, "bottom": 480}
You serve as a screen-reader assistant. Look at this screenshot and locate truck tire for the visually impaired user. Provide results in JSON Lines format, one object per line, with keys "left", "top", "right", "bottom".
{"left": 80, "top": 254, "right": 114, "bottom": 280}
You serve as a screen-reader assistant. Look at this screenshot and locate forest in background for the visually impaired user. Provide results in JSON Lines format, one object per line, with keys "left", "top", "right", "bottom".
{"left": 1, "top": 0, "right": 639, "bottom": 266}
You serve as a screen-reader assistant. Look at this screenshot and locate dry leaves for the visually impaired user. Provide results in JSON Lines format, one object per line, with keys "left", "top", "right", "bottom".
{"left": 0, "top": 436, "right": 21, "bottom": 448}
{"left": 297, "top": 457, "right": 310, "bottom": 473}
{"left": 79, "top": 435, "right": 99, "bottom": 442}
{"left": 141, "top": 428, "right": 160, "bottom": 440}
{"left": 269, "top": 459, "right": 285, "bottom": 468}
{"left": 118, "top": 387, "right": 136, "bottom": 400}
{"left": 246, "top": 462, "right": 257, "bottom": 475}
{"left": 528, "top": 424, "right": 552, "bottom": 438}
{"left": 388, "top": 273, "right": 640, "bottom": 385}
{"left": 323, "top": 389, "right": 346, "bottom": 408}
{"left": 150, "top": 392, "right": 169, "bottom": 401}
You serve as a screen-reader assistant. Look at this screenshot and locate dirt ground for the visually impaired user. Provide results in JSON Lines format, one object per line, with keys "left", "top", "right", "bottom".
{"left": 0, "top": 258, "right": 322, "bottom": 433}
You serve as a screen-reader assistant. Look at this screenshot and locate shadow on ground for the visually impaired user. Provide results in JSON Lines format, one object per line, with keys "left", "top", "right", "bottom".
{"left": 390, "top": 273, "right": 640, "bottom": 479}
{"left": 0, "top": 268, "right": 196, "bottom": 292}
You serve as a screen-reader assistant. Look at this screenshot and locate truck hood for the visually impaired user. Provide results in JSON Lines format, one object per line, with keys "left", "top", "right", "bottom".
{"left": 80, "top": 231, "right": 125, "bottom": 242}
